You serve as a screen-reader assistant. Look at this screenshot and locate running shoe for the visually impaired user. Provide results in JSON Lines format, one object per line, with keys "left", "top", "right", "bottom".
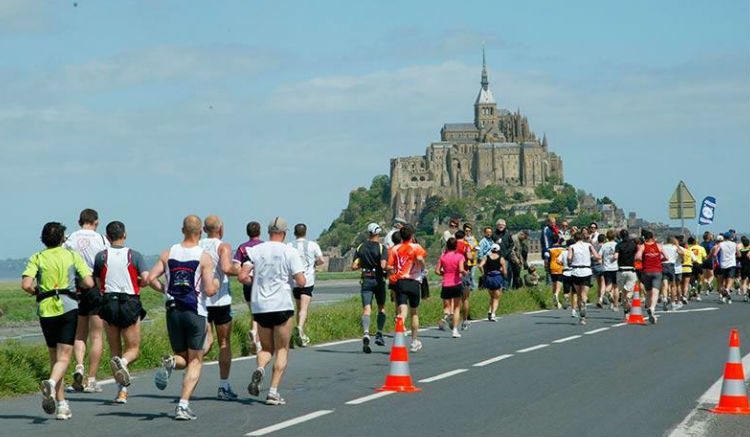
{"left": 265, "top": 392, "right": 286, "bottom": 406}
{"left": 175, "top": 405, "right": 197, "bottom": 421}
{"left": 452, "top": 328, "right": 461, "bottom": 338}
{"left": 72, "top": 365, "right": 85, "bottom": 392}
{"left": 299, "top": 333, "right": 311, "bottom": 347}
{"left": 681, "top": 296, "right": 688, "bottom": 305}
{"left": 489, "top": 313, "right": 497, "bottom": 322}
{"left": 596, "top": 301, "right": 603, "bottom": 309}
{"left": 670, "top": 302, "right": 679, "bottom": 311}
{"left": 374, "top": 332, "right": 385, "bottom": 346}
{"left": 647, "top": 308, "right": 657, "bottom": 324}
{"left": 563, "top": 296, "right": 570, "bottom": 310}
{"left": 447, "top": 314, "right": 455, "bottom": 330}
{"left": 217, "top": 386, "right": 238, "bottom": 401}
{"left": 437, "top": 317, "right": 446, "bottom": 331}
{"left": 579, "top": 317, "right": 587, "bottom": 325}
{"left": 662, "top": 300, "right": 669, "bottom": 312}
{"left": 40, "top": 380, "right": 56, "bottom": 414}
{"left": 110, "top": 356, "right": 131, "bottom": 387}
{"left": 154, "top": 355, "right": 175, "bottom": 391}
{"left": 571, "top": 309, "right": 578, "bottom": 318}
{"left": 248, "top": 329, "right": 260, "bottom": 355}
{"left": 248, "top": 367, "right": 264, "bottom": 397}
{"left": 555, "top": 299, "right": 562, "bottom": 309}
{"left": 362, "top": 334, "right": 371, "bottom": 354}
{"left": 55, "top": 404, "right": 72, "bottom": 420}
{"left": 695, "top": 295, "right": 702, "bottom": 302}
{"left": 114, "top": 389, "right": 128, "bottom": 404}
{"left": 409, "top": 339, "right": 423, "bottom": 352}
{"left": 83, "top": 381, "right": 102, "bottom": 393}
{"left": 487, "top": 312, "right": 492, "bottom": 321}
{"left": 460, "top": 321, "right": 469, "bottom": 331}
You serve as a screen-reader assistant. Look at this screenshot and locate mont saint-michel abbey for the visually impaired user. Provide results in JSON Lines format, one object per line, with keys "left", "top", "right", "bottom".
{"left": 390, "top": 52, "right": 564, "bottom": 222}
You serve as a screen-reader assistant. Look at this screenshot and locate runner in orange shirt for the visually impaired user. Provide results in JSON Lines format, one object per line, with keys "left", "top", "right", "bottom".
{"left": 387, "top": 224, "right": 427, "bottom": 353}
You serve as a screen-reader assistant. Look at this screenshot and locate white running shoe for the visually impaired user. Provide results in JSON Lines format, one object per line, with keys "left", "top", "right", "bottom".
{"left": 409, "top": 339, "right": 422, "bottom": 352}
{"left": 571, "top": 309, "right": 578, "bottom": 318}
{"left": 452, "top": 328, "right": 461, "bottom": 338}
{"left": 55, "top": 404, "right": 72, "bottom": 420}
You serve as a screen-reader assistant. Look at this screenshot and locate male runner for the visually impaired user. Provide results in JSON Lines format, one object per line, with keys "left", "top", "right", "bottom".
{"left": 700, "top": 232, "right": 716, "bottom": 294}
{"left": 384, "top": 218, "right": 406, "bottom": 249}
{"left": 239, "top": 217, "right": 305, "bottom": 405}
{"left": 288, "top": 223, "right": 324, "bottom": 347}
{"left": 567, "top": 232, "right": 601, "bottom": 325}
{"left": 387, "top": 224, "right": 427, "bottom": 352}
{"left": 352, "top": 223, "right": 388, "bottom": 353}
{"left": 599, "top": 230, "right": 619, "bottom": 311}
{"left": 711, "top": 232, "right": 740, "bottom": 303}
{"left": 688, "top": 237, "right": 707, "bottom": 300}
{"left": 547, "top": 236, "right": 567, "bottom": 309}
{"left": 146, "top": 215, "right": 218, "bottom": 420}
{"left": 93, "top": 221, "right": 150, "bottom": 404}
{"left": 234, "top": 221, "right": 263, "bottom": 355}
{"left": 63, "top": 208, "right": 108, "bottom": 393}
{"left": 635, "top": 230, "right": 669, "bottom": 324}
{"left": 614, "top": 229, "right": 638, "bottom": 318}
{"left": 199, "top": 215, "right": 240, "bottom": 400}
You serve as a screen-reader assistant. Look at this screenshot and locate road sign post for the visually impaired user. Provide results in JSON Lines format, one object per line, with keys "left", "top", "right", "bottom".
{"left": 668, "top": 181, "right": 696, "bottom": 237}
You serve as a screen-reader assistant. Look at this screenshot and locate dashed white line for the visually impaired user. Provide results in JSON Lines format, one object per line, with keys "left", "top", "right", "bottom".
{"left": 584, "top": 327, "right": 610, "bottom": 335}
{"left": 245, "top": 410, "right": 334, "bottom": 436}
{"left": 473, "top": 354, "right": 513, "bottom": 367}
{"left": 345, "top": 391, "right": 394, "bottom": 405}
{"left": 516, "top": 344, "right": 549, "bottom": 353}
{"left": 655, "top": 307, "right": 719, "bottom": 314}
{"left": 313, "top": 339, "right": 360, "bottom": 348}
{"left": 524, "top": 309, "right": 550, "bottom": 315}
{"left": 552, "top": 335, "right": 581, "bottom": 344}
{"left": 418, "top": 368, "right": 469, "bottom": 383}
{"left": 611, "top": 322, "right": 627, "bottom": 327}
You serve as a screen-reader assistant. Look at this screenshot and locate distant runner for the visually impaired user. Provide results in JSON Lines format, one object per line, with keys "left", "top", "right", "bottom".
{"left": 614, "top": 229, "right": 637, "bottom": 318}
{"left": 711, "top": 232, "right": 740, "bottom": 304}
{"left": 436, "top": 237, "right": 466, "bottom": 337}
{"left": 635, "top": 230, "right": 668, "bottom": 324}
{"left": 478, "top": 243, "right": 506, "bottom": 322}
{"left": 288, "top": 223, "right": 324, "bottom": 347}
{"left": 567, "top": 232, "right": 601, "bottom": 325}
{"left": 352, "top": 223, "right": 388, "bottom": 353}
{"left": 387, "top": 224, "right": 427, "bottom": 353}
{"left": 22, "top": 222, "right": 94, "bottom": 420}
{"left": 547, "top": 236, "right": 567, "bottom": 309}
{"left": 599, "top": 230, "right": 619, "bottom": 311}
{"left": 233, "top": 221, "right": 263, "bottom": 355}
{"left": 688, "top": 237, "right": 707, "bottom": 300}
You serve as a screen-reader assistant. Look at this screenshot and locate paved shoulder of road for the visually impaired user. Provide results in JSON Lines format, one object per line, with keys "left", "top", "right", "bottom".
{"left": 0, "top": 296, "right": 748, "bottom": 437}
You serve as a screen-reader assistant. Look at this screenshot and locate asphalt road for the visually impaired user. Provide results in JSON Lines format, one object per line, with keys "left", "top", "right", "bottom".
{"left": 0, "top": 294, "right": 748, "bottom": 437}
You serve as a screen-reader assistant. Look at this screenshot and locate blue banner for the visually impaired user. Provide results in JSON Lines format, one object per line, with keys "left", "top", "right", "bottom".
{"left": 698, "top": 196, "right": 716, "bottom": 225}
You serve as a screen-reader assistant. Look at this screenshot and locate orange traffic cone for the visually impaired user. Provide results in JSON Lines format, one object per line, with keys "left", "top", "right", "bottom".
{"left": 627, "top": 284, "right": 646, "bottom": 325}
{"left": 711, "top": 329, "right": 750, "bottom": 415}
{"left": 376, "top": 316, "right": 421, "bottom": 393}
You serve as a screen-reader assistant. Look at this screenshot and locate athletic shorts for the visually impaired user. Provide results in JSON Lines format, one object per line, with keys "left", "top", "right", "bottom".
{"left": 396, "top": 279, "right": 421, "bottom": 308}
{"left": 562, "top": 275, "right": 572, "bottom": 293}
{"left": 701, "top": 259, "right": 712, "bottom": 270}
{"left": 242, "top": 283, "right": 252, "bottom": 303}
{"left": 440, "top": 284, "right": 463, "bottom": 299}
{"left": 616, "top": 270, "right": 637, "bottom": 292}
{"left": 719, "top": 267, "right": 736, "bottom": 279}
{"left": 293, "top": 286, "right": 314, "bottom": 299}
{"left": 40, "top": 309, "right": 78, "bottom": 348}
{"left": 641, "top": 272, "right": 663, "bottom": 292}
{"left": 77, "top": 288, "right": 102, "bottom": 317}
{"left": 592, "top": 265, "right": 605, "bottom": 277}
{"left": 253, "top": 310, "right": 294, "bottom": 329}
{"left": 361, "top": 278, "right": 386, "bottom": 307}
{"left": 166, "top": 308, "right": 207, "bottom": 352}
{"left": 207, "top": 305, "right": 232, "bottom": 325}
{"left": 571, "top": 275, "right": 592, "bottom": 287}
{"left": 675, "top": 273, "right": 683, "bottom": 282}
{"left": 99, "top": 293, "right": 146, "bottom": 328}
{"left": 662, "top": 264, "right": 676, "bottom": 282}
{"left": 550, "top": 273, "right": 564, "bottom": 283}
{"left": 483, "top": 272, "right": 505, "bottom": 290}
{"left": 603, "top": 271, "right": 617, "bottom": 286}
{"left": 461, "top": 272, "right": 475, "bottom": 290}
{"left": 692, "top": 265, "right": 703, "bottom": 279}
{"left": 742, "top": 268, "right": 750, "bottom": 280}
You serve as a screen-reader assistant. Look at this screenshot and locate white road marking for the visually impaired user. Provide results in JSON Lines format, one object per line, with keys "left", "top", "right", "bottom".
{"left": 523, "top": 309, "right": 550, "bottom": 315}
{"left": 611, "top": 322, "right": 627, "bottom": 327}
{"left": 552, "top": 335, "right": 581, "bottom": 344}
{"left": 668, "top": 352, "right": 750, "bottom": 437}
{"left": 418, "top": 368, "right": 469, "bottom": 383}
{"left": 516, "top": 344, "right": 549, "bottom": 353}
{"left": 473, "top": 354, "right": 513, "bottom": 367}
{"left": 655, "top": 307, "right": 718, "bottom": 314}
{"left": 245, "top": 410, "right": 334, "bottom": 436}
{"left": 345, "top": 391, "right": 394, "bottom": 405}
{"left": 97, "top": 378, "right": 117, "bottom": 386}
{"left": 313, "top": 339, "right": 359, "bottom": 348}
{"left": 583, "top": 327, "right": 610, "bottom": 335}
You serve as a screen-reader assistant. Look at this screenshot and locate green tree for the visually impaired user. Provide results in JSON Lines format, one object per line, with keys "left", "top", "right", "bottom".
{"left": 506, "top": 213, "right": 538, "bottom": 231}
{"left": 534, "top": 183, "right": 555, "bottom": 199}
{"left": 417, "top": 195, "right": 445, "bottom": 234}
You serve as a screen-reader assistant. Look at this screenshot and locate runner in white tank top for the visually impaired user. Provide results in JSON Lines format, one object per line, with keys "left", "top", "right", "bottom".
{"left": 567, "top": 232, "right": 601, "bottom": 325}
{"left": 286, "top": 223, "right": 324, "bottom": 347}
{"left": 198, "top": 215, "right": 240, "bottom": 401}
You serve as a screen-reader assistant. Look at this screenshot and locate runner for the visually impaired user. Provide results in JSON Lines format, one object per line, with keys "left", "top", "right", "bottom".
{"left": 387, "top": 231, "right": 403, "bottom": 304}
{"left": 146, "top": 215, "right": 218, "bottom": 420}
{"left": 63, "top": 208, "right": 108, "bottom": 393}
{"left": 478, "top": 243, "right": 506, "bottom": 321}
{"left": 199, "top": 215, "right": 240, "bottom": 401}
{"left": 599, "top": 230, "right": 619, "bottom": 311}
{"left": 386, "top": 224, "right": 427, "bottom": 352}
{"left": 455, "top": 230, "right": 472, "bottom": 329}
{"left": 712, "top": 234, "right": 724, "bottom": 297}
{"left": 233, "top": 221, "right": 263, "bottom": 354}
{"left": 700, "top": 232, "right": 716, "bottom": 295}
{"left": 739, "top": 236, "right": 750, "bottom": 301}
{"left": 567, "top": 232, "right": 601, "bottom": 325}
{"left": 711, "top": 232, "right": 740, "bottom": 304}
{"left": 352, "top": 223, "right": 388, "bottom": 352}
{"left": 288, "top": 223, "right": 324, "bottom": 347}
{"left": 613, "top": 229, "right": 637, "bottom": 319}
{"left": 547, "top": 236, "right": 567, "bottom": 309}
{"left": 674, "top": 235, "right": 686, "bottom": 305}
{"left": 592, "top": 234, "right": 606, "bottom": 308}
{"left": 678, "top": 235, "right": 695, "bottom": 305}
{"left": 384, "top": 217, "right": 406, "bottom": 249}
{"left": 435, "top": 237, "right": 466, "bottom": 337}
{"left": 635, "top": 230, "right": 668, "bottom": 324}
{"left": 238, "top": 217, "right": 305, "bottom": 405}
{"left": 93, "top": 221, "right": 150, "bottom": 404}
{"left": 22, "top": 222, "right": 94, "bottom": 420}
{"left": 558, "top": 238, "right": 575, "bottom": 314}
{"left": 661, "top": 236, "right": 684, "bottom": 311}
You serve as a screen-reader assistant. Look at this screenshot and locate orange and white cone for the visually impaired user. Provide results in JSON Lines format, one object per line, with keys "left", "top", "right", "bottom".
{"left": 711, "top": 329, "right": 750, "bottom": 415}
{"left": 376, "top": 316, "right": 421, "bottom": 393}
{"left": 627, "top": 284, "right": 646, "bottom": 325}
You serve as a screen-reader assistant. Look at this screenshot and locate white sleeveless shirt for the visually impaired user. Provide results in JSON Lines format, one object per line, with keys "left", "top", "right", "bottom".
{"left": 199, "top": 238, "right": 231, "bottom": 307}
{"left": 165, "top": 244, "right": 207, "bottom": 317}
{"left": 570, "top": 241, "right": 593, "bottom": 277}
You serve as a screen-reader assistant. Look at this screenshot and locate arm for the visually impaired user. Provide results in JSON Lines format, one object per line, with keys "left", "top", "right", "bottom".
{"left": 294, "top": 272, "right": 306, "bottom": 288}
{"left": 500, "top": 257, "right": 507, "bottom": 276}
{"left": 313, "top": 243, "right": 325, "bottom": 267}
{"left": 434, "top": 258, "right": 443, "bottom": 276}
{"left": 458, "top": 257, "right": 466, "bottom": 275}
{"left": 21, "top": 276, "right": 35, "bottom": 295}
{"left": 567, "top": 247, "right": 573, "bottom": 264}
{"left": 218, "top": 242, "right": 239, "bottom": 276}
{"left": 146, "top": 250, "right": 169, "bottom": 293}
{"left": 237, "top": 262, "right": 254, "bottom": 285}
{"left": 80, "top": 275, "right": 95, "bottom": 290}
{"left": 676, "top": 245, "right": 685, "bottom": 255}
{"left": 635, "top": 245, "right": 644, "bottom": 261}
{"left": 590, "top": 244, "right": 602, "bottom": 263}
{"left": 200, "top": 252, "right": 218, "bottom": 297}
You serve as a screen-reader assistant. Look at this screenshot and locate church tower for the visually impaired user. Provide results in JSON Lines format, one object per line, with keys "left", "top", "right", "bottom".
{"left": 474, "top": 48, "right": 502, "bottom": 142}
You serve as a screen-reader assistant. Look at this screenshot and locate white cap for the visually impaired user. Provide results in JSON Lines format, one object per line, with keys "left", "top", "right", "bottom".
{"left": 367, "top": 223, "right": 382, "bottom": 235}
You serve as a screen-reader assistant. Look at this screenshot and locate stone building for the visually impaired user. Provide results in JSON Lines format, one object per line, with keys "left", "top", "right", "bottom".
{"left": 390, "top": 51, "right": 564, "bottom": 222}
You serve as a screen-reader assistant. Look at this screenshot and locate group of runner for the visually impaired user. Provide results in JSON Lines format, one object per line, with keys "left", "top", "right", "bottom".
{"left": 22, "top": 209, "right": 323, "bottom": 421}
{"left": 20, "top": 209, "right": 749, "bottom": 421}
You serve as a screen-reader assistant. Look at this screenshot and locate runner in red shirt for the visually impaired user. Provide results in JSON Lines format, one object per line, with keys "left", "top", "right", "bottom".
{"left": 635, "top": 230, "right": 669, "bottom": 324}
{"left": 387, "top": 224, "right": 427, "bottom": 352}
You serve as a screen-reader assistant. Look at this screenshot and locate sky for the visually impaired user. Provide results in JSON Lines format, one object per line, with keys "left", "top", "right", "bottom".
{"left": 0, "top": 0, "right": 748, "bottom": 258}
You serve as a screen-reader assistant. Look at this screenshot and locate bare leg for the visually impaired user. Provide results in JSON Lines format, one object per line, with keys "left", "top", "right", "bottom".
{"left": 215, "top": 322, "right": 232, "bottom": 380}
{"left": 462, "top": 289, "right": 471, "bottom": 320}
{"left": 121, "top": 321, "right": 141, "bottom": 364}
{"left": 179, "top": 349, "right": 204, "bottom": 402}
{"left": 269, "top": 319, "right": 292, "bottom": 390}
{"left": 451, "top": 297, "right": 461, "bottom": 328}
{"left": 87, "top": 315, "right": 104, "bottom": 380}
{"left": 73, "top": 315, "right": 89, "bottom": 369}
{"left": 105, "top": 325, "right": 122, "bottom": 359}
{"left": 256, "top": 326, "right": 274, "bottom": 370}
{"left": 296, "top": 294, "right": 311, "bottom": 333}
{"left": 410, "top": 307, "right": 419, "bottom": 341}
{"left": 51, "top": 344, "right": 73, "bottom": 401}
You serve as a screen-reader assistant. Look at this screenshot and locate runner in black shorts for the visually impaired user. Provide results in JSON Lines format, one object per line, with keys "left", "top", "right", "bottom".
{"left": 233, "top": 221, "right": 263, "bottom": 354}
{"left": 352, "top": 223, "right": 388, "bottom": 353}
{"left": 387, "top": 224, "right": 427, "bottom": 353}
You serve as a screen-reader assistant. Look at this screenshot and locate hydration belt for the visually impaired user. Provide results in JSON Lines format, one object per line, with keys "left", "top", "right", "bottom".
{"left": 35, "top": 288, "right": 76, "bottom": 303}
{"left": 570, "top": 265, "right": 591, "bottom": 269}
{"left": 618, "top": 266, "right": 635, "bottom": 271}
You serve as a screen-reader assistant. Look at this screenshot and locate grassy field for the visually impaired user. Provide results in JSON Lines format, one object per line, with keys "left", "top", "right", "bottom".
{"left": 0, "top": 281, "right": 587, "bottom": 398}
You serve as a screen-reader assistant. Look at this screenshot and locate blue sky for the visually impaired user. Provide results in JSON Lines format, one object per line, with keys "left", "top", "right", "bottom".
{"left": 0, "top": 0, "right": 748, "bottom": 258}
